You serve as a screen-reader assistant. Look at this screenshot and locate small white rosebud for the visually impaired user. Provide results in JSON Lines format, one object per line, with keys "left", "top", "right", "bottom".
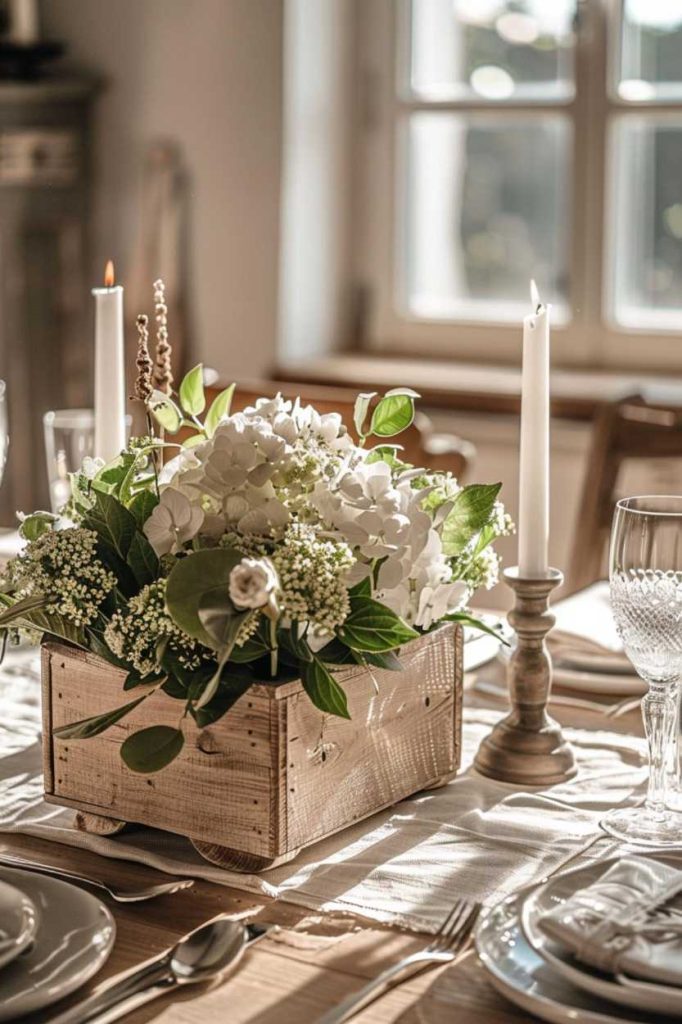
{"left": 229, "top": 557, "right": 279, "bottom": 611}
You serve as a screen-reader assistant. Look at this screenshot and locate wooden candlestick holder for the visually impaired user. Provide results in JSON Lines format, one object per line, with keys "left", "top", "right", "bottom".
{"left": 474, "top": 566, "right": 577, "bottom": 786}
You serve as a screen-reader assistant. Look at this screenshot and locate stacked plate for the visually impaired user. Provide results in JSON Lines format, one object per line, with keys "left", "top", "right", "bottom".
{"left": 475, "top": 853, "right": 682, "bottom": 1023}
{"left": 0, "top": 866, "right": 115, "bottom": 1020}
{"left": 548, "top": 582, "right": 644, "bottom": 697}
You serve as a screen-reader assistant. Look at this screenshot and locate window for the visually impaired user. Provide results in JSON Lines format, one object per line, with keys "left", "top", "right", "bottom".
{"left": 354, "top": 0, "right": 682, "bottom": 370}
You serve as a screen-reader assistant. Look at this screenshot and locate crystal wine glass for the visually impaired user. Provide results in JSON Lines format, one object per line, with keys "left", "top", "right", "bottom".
{"left": 601, "top": 495, "right": 682, "bottom": 845}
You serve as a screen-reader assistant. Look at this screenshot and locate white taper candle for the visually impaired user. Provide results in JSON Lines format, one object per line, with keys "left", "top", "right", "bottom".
{"left": 93, "top": 261, "right": 126, "bottom": 464}
{"left": 518, "top": 280, "right": 550, "bottom": 577}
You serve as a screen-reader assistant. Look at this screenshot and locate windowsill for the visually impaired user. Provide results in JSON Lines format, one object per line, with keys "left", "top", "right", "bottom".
{"left": 275, "top": 353, "right": 682, "bottom": 420}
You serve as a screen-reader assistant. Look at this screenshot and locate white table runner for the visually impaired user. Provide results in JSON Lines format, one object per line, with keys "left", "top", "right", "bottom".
{"left": 0, "top": 646, "right": 646, "bottom": 933}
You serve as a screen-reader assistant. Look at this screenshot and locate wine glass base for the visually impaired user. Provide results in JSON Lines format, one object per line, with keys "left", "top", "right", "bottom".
{"left": 601, "top": 806, "right": 682, "bottom": 846}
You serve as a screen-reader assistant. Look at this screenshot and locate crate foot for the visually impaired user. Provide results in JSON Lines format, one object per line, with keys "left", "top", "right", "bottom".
{"left": 191, "top": 839, "right": 301, "bottom": 872}
{"left": 75, "top": 811, "right": 128, "bottom": 836}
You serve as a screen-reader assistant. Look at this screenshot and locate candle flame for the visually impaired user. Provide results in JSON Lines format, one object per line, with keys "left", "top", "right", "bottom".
{"left": 530, "top": 278, "right": 542, "bottom": 313}
{"left": 104, "top": 260, "right": 115, "bottom": 288}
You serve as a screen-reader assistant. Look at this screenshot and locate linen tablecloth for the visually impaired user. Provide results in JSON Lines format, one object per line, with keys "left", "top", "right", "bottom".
{"left": 0, "top": 645, "right": 646, "bottom": 933}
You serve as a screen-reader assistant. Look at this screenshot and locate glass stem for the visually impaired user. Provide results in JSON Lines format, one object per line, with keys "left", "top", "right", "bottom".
{"left": 643, "top": 683, "right": 676, "bottom": 820}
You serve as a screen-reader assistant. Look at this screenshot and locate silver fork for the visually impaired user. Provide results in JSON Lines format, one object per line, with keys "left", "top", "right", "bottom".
{"left": 0, "top": 853, "right": 194, "bottom": 902}
{"left": 316, "top": 899, "right": 479, "bottom": 1024}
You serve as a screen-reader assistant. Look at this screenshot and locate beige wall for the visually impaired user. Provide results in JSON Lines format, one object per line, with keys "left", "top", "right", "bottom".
{"left": 44, "top": 0, "right": 283, "bottom": 379}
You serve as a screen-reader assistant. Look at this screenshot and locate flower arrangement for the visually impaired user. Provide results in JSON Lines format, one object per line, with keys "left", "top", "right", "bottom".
{"left": 0, "top": 292, "right": 512, "bottom": 774}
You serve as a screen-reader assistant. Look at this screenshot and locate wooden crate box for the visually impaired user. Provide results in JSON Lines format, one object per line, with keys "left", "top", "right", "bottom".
{"left": 42, "top": 624, "right": 463, "bottom": 871}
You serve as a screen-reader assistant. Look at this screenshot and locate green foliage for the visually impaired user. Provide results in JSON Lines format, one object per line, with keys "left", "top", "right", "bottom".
{"left": 301, "top": 656, "right": 350, "bottom": 719}
{"left": 338, "top": 595, "right": 418, "bottom": 653}
{"left": 441, "top": 483, "right": 502, "bottom": 556}
{"left": 353, "top": 391, "right": 376, "bottom": 437}
{"left": 149, "top": 390, "right": 183, "bottom": 434}
{"left": 204, "top": 384, "right": 235, "bottom": 437}
{"left": 54, "top": 693, "right": 150, "bottom": 740}
{"left": 444, "top": 611, "right": 510, "bottom": 646}
{"left": 165, "top": 547, "right": 243, "bottom": 648}
{"left": 120, "top": 725, "right": 184, "bottom": 773}
{"left": 369, "top": 388, "right": 420, "bottom": 438}
{"left": 127, "top": 490, "right": 159, "bottom": 529}
{"left": 179, "top": 364, "right": 206, "bottom": 416}
{"left": 18, "top": 511, "right": 59, "bottom": 542}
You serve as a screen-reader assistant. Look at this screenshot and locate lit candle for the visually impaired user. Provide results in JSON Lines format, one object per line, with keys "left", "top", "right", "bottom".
{"left": 93, "top": 261, "right": 126, "bottom": 463}
{"left": 518, "top": 280, "right": 550, "bottom": 577}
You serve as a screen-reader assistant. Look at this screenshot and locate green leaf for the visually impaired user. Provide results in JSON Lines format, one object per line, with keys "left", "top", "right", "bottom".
{"left": 365, "top": 445, "right": 411, "bottom": 471}
{"left": 181, "top": 433, "right": 206, "bottom": 449}
{"left": 338, "top": 596, "right": 418, "bottom": 653}
{"left": 445, "top": 612, "right": 510, "bottom": 646}
{"left": 19, "top": 608, "right": 88, "bottom": 649}
{"left": 127, "top": 490, "right": 159, "bottom": 529}
{"left": 54, "top": 693, "right": 149, "bottom": 740}
{"left": 348, "top": 575, "right": 372, "bottom": 599}
{"left": 126, "top": 532, "right": 159, "bottom": 588}
{"left": 94, "top": 452, "right": 137, "bottom": 498}
{"left": 316, "top": 637, "right": 357, "bottom": 665}
{"left": 148, "top": 390, "right": 183, "bottom": 433}
{"left": 86, "top": 491, "right": 137, "bottom": 562}
{"left": 120, "top": 725, "right": 184, "bottom": 773}
{"left": 363, "top": 649, "right": 403, "bottom": 671}
{"left": 441, "top": 483, "right": 502, "bottom": 556}
{"left": 18, "top": 511, "right": 59, "bottom": 542}
{"left": 191, "top": 666, "right": 253, "bottom": 727}
{"left": 369, "top": 392, "right": 418, "bottom": 438}
{"left": 204, "top": 384, "right": 235, "bottom": 438}
{"left": 281, "top": 627, "right": 313, "bottom": 663}
{"left": 301, "top": 657, "right": 350, "bottom": 718}
{"left": 197, "top": 599, "right": 250, "bottom": 653}
{"left": 353, "top": 392, "right": 376, "bottom": 437}
{"left": 179, "top": 364, "right": 206, "bottom": 416}
{"left": 0, "top": 594, "right": 47, "bottom": 626}
{"left": 165, "top": 548, "right": 243, "bottom": 647}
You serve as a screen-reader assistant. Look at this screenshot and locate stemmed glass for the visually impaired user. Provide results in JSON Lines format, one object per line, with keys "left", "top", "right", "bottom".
{"left": 601, "top": 495, "right": 682, "bottom": 845}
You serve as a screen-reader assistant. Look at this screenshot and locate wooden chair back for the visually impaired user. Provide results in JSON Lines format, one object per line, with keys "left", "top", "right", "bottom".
{"left": 207, "top": 379, "right": 475, "bottom": 479}
{"left": 567, "top": 395, "right": 682, "bottom": 592}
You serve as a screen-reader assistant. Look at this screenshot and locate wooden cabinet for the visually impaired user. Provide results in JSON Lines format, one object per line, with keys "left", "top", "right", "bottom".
{"left": 0, "top": 76, "right": 97, "bottom": 522}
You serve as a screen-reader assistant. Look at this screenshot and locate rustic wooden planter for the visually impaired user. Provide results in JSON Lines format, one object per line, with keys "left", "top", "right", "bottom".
{"left": 42, "top": 624, "right": 463, "bottom": 872}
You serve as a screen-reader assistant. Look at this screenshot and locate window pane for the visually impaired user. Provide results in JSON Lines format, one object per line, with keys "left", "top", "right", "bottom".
{"left": 619, "top": 1, "right": 682, "bottom": 102}
{"left": 611, "top": 119, "right": 682, "bottom": 328}
{"left": 409, "top": 0, "right": 576, "bottom": 102}
{"left": 403, "top": 114, "right": 571, "bottom": 321}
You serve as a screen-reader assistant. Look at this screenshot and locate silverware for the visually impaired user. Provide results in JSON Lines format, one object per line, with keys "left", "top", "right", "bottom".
{"left": 49, "top": 916, "right": 267, "bottom": 1024}
{"left": 316, "top": 899, "right": 479, "bottom": 1024}
{"left": 0, "top": 853, "right": 194, "bottom": 902}
{"left": 474, "top": 679, "right": 639, "bottom": 718}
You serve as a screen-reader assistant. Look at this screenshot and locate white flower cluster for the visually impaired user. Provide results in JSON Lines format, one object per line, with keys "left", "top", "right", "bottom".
{"left": 104, "top": 579, "right": 210, "bottom": 677}
{"left": 9, "top": 527, "right": 116, "bottom": 627}
{"left": 272, "top": 521, "right": 354, "bottom": 635}
{"left": 312, "top": 460, "right": 468, "bottom": 629}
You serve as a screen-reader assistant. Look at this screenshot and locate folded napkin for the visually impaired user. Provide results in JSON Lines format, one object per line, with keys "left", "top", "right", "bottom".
{"left": 540, "top": 856, "right": 682, "bottom": 986}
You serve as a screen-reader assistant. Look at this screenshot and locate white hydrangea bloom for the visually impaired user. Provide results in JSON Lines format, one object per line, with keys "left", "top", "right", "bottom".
{"left": 311, "top": 459, "right": 469, "bottom": 629}
{"left": 144, "top": 488, "right": 204, "bottom": 555}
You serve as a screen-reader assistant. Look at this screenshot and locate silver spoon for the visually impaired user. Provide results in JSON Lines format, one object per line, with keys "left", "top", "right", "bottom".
{"left": 0, "top": 853, "right": 194, "bottom": 902}
{"left": 50, "top": 916, "right": 261, "bottom": 1024}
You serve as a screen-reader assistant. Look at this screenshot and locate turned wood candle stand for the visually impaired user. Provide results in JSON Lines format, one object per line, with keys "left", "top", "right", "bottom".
{"left": 474, "top": 566, "right": 577, "bottom": 786}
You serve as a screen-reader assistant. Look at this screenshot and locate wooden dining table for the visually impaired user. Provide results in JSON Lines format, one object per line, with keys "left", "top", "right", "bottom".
{"left": 3, "top": 586, "right": 643, "bottom": 1024}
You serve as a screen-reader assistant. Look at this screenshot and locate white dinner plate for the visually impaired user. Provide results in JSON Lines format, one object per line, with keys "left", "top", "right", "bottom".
{"left": 0, "top": 879, "right": 37, "bottom": 971}
{"left": 476, "top": 891, "right": 657, "bottom": 1024}
{"left": 0, "top": 867, "right": 115, "bottom": 1021}
{"left": 520, "top": 854, "right": 682, "bottom": 1017}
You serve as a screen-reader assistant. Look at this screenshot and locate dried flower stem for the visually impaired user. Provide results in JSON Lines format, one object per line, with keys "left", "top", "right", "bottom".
{"left": 152, "top": 278, "right": 173, "bottom": 395}
{"left": 133, "top": 314, "right": 154, "bottom": 403}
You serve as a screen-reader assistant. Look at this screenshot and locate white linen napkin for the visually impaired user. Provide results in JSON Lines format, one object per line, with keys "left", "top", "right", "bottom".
{"left": 540, "top": 855, "right": 682, "bottom": 986}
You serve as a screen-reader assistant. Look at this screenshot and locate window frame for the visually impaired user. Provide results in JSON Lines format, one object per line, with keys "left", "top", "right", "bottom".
{"left": 354, "top": 0, "right": 682, "bottom": 372}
